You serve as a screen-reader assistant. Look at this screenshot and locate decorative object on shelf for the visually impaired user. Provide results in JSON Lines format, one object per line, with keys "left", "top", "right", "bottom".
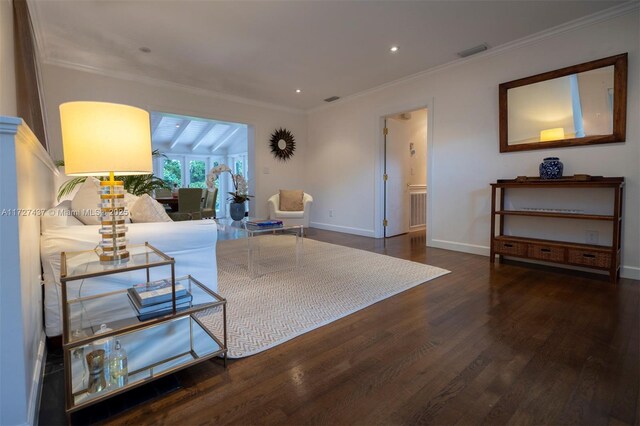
{"left": 86, "top": 349, "right": 107, "bottom": 394}
{"left": 269, "top": 128, "right": 296, "bottom": 161}
{"left": 59, "top": 101, "right": 153, "bottom": 262}
{"left": 206, "top": 164, "right": 252, "bottom": 220}
{"left": 539, "top": 157, "right": 564, "bottom": 179}
{"left": 109, "top": 340, "right": 128, "bottom": 387}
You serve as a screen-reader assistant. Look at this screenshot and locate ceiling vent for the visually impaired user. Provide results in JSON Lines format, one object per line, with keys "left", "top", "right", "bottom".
{"left": 457, "top": 43, "right": 489, "bottom": 58}
{"left": 324, "top": 96, "right": 340, "bottom": 103}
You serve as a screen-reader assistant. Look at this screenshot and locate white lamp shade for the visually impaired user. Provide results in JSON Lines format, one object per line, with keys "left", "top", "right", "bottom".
{"left": 60, "top": 101, "right": 153, "bottom": 176}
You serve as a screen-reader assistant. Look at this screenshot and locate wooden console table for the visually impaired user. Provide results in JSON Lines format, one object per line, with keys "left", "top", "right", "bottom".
{"left": 490, "top": 177, "right": 624, "bottom": 282}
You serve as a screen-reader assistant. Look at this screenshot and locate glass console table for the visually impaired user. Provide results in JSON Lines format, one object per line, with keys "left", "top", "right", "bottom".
{"left": 216, "top": 217, "right": 303, "bottom": 278}
{"left": 60, "top": 243, "right": 227, "bottom": 413}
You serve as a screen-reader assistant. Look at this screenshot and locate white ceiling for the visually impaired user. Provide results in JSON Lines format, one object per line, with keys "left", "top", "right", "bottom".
{"left": 150, "top": 112, "right": 247, "bottom": 155}
{"left": 29, "top": 0, "right": 626, "bottom": 111}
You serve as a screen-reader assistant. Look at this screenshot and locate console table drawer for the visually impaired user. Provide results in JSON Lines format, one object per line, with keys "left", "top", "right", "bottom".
{"left": 567, "top": 249, "right": 611, "bottom": 268}
{"left": 528, "top": 244, "right": 565, "bottom": 262}
{"left": 493, "top": 239, "right": 527, "bottom": 256}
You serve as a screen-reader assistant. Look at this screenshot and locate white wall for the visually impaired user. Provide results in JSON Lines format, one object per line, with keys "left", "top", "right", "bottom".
{"left": 40, "top": 63, "right": 307, "bottom": 219}
{"left": 0, "top": 0, "right": 17, "bottom": 116}
{"left": 306, "top": 10, "right": 639, "bottom": 278}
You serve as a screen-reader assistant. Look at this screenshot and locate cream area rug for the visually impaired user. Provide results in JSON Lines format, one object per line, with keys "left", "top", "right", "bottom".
{"left": 197, "top": 235, "right": 450, "bottom": 358}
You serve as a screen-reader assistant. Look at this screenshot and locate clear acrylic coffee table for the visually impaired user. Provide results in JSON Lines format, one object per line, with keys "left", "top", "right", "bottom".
{"left": 216, "top": 218, "right": 303, "bottom": 278}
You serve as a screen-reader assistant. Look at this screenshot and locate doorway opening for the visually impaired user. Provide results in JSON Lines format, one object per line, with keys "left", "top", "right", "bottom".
{"left": 150, "top": 111, "right": 251, "bottom": 219}
{"left": 383, "top": 108, "right": 428, "bottom": 238}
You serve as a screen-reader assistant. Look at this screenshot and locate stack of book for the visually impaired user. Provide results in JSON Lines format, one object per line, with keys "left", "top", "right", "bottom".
{"left": 246, "top": 219, "right": 283, "bottom": 229}
{"left": 127, "top": 279, "right": 192, "bottom": 321}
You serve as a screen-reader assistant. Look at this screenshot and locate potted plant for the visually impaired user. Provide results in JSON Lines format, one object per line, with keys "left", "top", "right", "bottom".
{"left": 206, "top": 164, "right": 252, "bottom": 220}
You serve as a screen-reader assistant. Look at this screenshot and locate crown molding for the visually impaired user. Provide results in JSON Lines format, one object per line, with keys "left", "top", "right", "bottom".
{"left": 41, "top": 57, "right": 306, "bottom": 115}
{"left": 26, "top": 0, "right": 46, "bottom": 58}
{"left": 307, "top": 1, "right": 640, "bottom": 114}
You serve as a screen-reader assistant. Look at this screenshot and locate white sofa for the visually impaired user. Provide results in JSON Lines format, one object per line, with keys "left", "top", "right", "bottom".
{"left": 267, "top": 192, "right": 313, "bottom": 228}
{"left": 40, "top": 202, "right": 218, "bottom": 337}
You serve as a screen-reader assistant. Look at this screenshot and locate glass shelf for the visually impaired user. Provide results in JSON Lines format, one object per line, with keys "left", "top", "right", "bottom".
{"left": 68, "top": 315, "right": 224, "bottom": 412}
{"left": 65, "top": 275, "right": 224, "bottom": 346}
{"left": 61, "top": 243, "right": 173, "bottom": 282}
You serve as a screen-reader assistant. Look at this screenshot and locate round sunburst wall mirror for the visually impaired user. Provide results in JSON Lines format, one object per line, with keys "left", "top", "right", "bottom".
{"left": 269, "top": 128, "right": 296, "bottom": 161}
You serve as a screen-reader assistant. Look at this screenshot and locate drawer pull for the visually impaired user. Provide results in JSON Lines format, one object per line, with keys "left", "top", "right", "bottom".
{"left": 504, "top": 244, "right": 513, "bottom": 248}
{"left": 583, "top": 253, "right": 596, "bottom": 258}
{"left": 540, "top": 248, "right": 551, "bottom": 253}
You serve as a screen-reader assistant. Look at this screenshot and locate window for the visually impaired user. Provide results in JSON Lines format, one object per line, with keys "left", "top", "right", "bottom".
{"left": 188, "top": 160, "right": 206, "bottom": 189}
{"left": 154, "top": 156, "right": 239, "bottom": 218}
{"left": 162, "top": 159, "right": 182, "bottom": 187}
{"left": 234, "top": 159, "right": 243, "bottom": 176}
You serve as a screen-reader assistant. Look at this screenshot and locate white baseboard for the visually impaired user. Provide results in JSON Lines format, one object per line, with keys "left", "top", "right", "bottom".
{"left": 429, "top": 239, "right": 490, "bottom": 256}
{"left": 310, "top": 222, "right": 376, "bottom": 237}
{"left": 621, "top": 265, "right": 640, "bottom": 281}
{"left": 27, "top": 331, "right": 46, "bottom": 426}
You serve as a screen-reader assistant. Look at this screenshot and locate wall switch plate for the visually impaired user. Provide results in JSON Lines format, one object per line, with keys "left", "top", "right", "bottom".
{"left": 329, "top": 209, "right": 333, "bottom": 218}
{"left": 586, "top": 230, "right": 599, "bottom": 245}
{"left": 263, "top": 167, "right": 270, "bottom": 174}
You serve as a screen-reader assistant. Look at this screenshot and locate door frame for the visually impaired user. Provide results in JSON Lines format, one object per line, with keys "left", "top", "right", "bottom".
{"left": 146, "top": 106, "right": 255, "bottom": 217}
{"left": 374, "top": 99, "right": 435, "bottom": 247}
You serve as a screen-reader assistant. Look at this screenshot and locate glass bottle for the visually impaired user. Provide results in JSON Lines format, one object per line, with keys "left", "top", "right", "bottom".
{"left": 109, "top": 340, "right": 128, "bottom": 388}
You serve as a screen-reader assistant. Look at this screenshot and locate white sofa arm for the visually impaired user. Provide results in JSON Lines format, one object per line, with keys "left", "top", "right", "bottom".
{"left": 303, "top": 193, "right": 314, "bottom": 213}
{"left": 267, "top": 194, "right": 279, "bottom": 219}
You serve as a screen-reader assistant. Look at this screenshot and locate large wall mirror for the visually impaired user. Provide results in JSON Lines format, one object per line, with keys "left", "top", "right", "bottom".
{"left": 499, "top": 53, "right": 627, "bottom": 153}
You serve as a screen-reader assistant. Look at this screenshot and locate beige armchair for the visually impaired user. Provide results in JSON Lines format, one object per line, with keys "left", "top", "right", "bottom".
{"left": 267, "top": 192, "right": 313, "bottom": 228}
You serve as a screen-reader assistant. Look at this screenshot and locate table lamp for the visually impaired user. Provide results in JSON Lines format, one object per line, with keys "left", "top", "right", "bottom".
{"left": 60, "top": 101, "right": 152, "bottom": 262}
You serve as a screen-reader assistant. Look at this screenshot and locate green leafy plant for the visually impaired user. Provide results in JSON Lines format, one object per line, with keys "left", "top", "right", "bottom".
{"left": 56, "top": 150, "right": 169, "bottom": 200}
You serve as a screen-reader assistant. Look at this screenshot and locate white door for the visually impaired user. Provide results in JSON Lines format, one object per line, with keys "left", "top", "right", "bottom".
{"left": 384, "top": 110, "right": 428, "bottom": 237}
{"left": 385, "top": 117, "right": 411, "bottom": 237}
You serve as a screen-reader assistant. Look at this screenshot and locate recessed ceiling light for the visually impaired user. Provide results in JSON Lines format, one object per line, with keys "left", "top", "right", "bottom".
{"left": 295, "top": 89, "right": 301, "bottom": 93}
{"left": 175, "top": 124, "right": 180, "bottom": 128}
{"left": 390, "top": 46, "right": 399, "bottom": 53}
{"left": 139, "top": 47, "right": 151, "bottom": 53}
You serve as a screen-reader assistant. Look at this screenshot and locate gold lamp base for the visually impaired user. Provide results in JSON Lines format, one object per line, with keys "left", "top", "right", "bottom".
{"left": 99, "top": 174, "right": 129, "bottom": 263}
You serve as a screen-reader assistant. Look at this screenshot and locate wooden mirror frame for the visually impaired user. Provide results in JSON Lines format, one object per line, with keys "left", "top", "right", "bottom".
{"left": 499, "top": 53, "right": 627, "bottom": 153}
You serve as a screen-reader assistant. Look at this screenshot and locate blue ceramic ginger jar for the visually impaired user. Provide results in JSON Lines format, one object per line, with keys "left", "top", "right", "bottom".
{"left": 539, "top": 157, "right": 564, "bottom": 179}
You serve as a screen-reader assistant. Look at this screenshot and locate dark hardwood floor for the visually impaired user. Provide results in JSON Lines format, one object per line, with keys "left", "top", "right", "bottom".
{"left": 41, "top": 229, "right": 639, "bottom": 425}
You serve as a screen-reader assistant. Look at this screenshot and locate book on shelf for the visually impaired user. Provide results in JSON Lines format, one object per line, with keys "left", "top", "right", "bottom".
{"left": 136, "top": 303, "right": 191, "bottom": 321}
{"left": 246, "top": 219, "right": 283, "bottom": 227}
{"left": 127, "top": 288, "right": 193, "bottom": 315}
{"left": 131, "top": 279, "right": 187, "bottom": 307}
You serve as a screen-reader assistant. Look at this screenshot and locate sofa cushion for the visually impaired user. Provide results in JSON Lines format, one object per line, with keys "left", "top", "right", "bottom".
{"left": 41, "top": 200, "right": 84, "bottom": 231}
{"left": 71, "top": 177, "right": 101, "bottom": 225}
{"left": 279, "top": 189, "right": 304, "bottom": 211}
{"left": 274, "top": 210, "right": 305, "bottom": 219}
{"left": 124, "top": 192, "right": 140, "bottom": 222}
{"left": 129, "top": 194, "right": 173, "bottom": 223}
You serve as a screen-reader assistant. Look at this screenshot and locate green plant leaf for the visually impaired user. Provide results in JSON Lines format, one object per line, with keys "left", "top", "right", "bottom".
{"left": 57, "top": 177, "right": 87, "bottom": 201}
